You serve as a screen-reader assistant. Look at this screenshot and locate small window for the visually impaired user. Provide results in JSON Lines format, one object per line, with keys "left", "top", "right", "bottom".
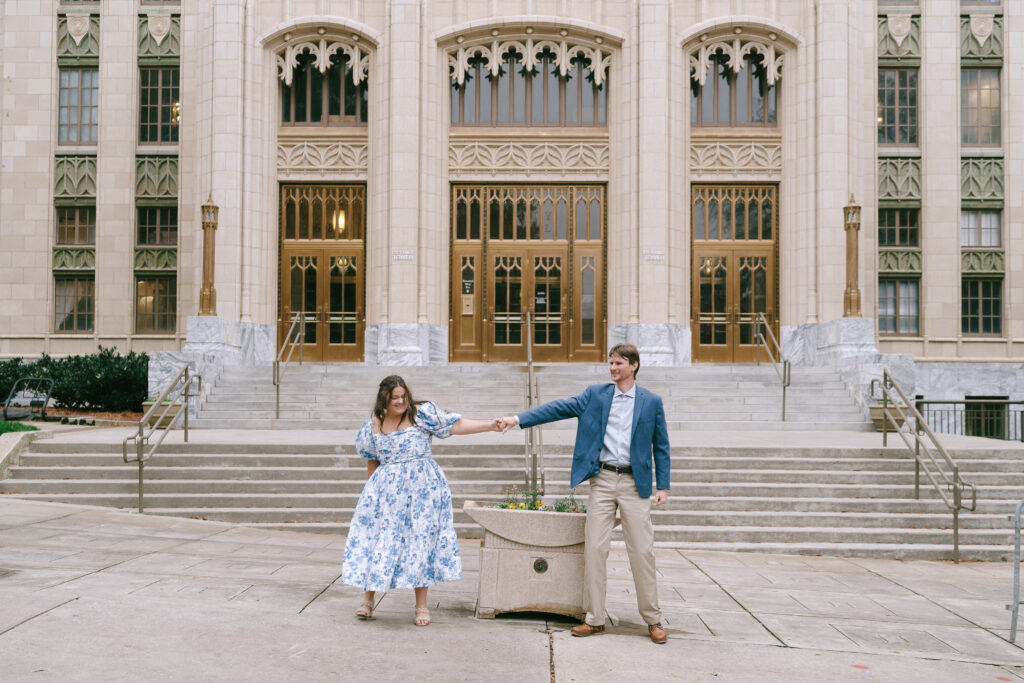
{"left": 139, "top": 68, "right": 180, "bottom": 144}
{"left": 878, "top": 208, "right": 919, "bottom": 247}
{"left": 56, "top": 206, "right": 96, "bottom": 245}
{"left": 136, "top": 275, "right": 177, "bottom": 333}
{"left": 59, "top": 68, "right": 99, "bottom": 145}
{"left": 878, "top": 278, "right": 919, "bottom": 336}
{"left": 54, "top": 275, "right": 94, "bottom": 332}
{"left": 961, "top": 278, "right": 1002, "bottom": 335}
{"left": 137, "top": 207, "right": 178, "bottom": 246}
{"left": 961, "top": 209, "right": 1001, "bottom": 247}
{"left": 877, "top": 69, "right": 918, "bottom": 145}
{"left": 965, "top": 396, "right": 1008, "bottom": 439}
{"left": 961, "top": 69, "right": 1000, "bottom": 146}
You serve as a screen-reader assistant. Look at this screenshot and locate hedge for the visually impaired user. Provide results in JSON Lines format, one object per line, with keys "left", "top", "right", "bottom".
{"left": 0, "top": 346, "right": 148, "bottom": 412}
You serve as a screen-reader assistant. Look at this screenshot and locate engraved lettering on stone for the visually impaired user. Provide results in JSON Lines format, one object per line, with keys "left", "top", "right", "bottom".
{"left": 66, "top": 15, "right": 91, "bottom": 46}
{"left": 148, "top": 14, "right": 171, "bottom": 46}
{"left": 970, "top": 15, "right": 994, "bottom": 48}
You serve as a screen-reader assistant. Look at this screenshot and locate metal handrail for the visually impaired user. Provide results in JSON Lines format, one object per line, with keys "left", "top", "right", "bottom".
{"left": 1008, "top": 499, "right": 1024, "bottom": 641}
{"left": 273, "top": 315, "right": 304, "bottom": 419}
{"left": 870, "top": 369, "right": 978, "bottom": 562}
{"left": 754, "top": 312, "right": 791, "bottom": 420}
{"left": 524, "top": 310, "right": 544, "bottom": 492}
{"left": 122, "top": 364, "right": 201, "bottom": 513}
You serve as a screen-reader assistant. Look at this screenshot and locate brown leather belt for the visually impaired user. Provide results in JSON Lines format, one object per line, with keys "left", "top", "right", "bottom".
{"left": 600, "top": 462, "right": 633, "bottom": 475}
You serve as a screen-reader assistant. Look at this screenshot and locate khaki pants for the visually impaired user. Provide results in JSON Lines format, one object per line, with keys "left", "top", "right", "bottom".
{"left": 583, "top": 468, "right": 661, "bottom": 626}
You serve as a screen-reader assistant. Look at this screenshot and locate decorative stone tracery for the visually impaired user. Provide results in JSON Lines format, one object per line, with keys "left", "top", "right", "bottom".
{"left": 448, "top": 136, "right": 609, "bottom": 179}
{"left": 275, "top": 36, "right": 370, "bottom": 86}
{"left": 447, "top": 37, "right": 611, "bottom": 86}
{"left": 688, "top": 36, "right": 784, "bottom": 86}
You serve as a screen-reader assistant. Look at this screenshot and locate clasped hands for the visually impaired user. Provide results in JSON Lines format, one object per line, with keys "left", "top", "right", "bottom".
{"left": 489, "top": 416, "right": 518, "bottom": 433}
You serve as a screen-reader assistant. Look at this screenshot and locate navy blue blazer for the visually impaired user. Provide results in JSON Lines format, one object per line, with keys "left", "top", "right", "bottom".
{"left": 517, "top": 383, "right": 671, "bottom": 498}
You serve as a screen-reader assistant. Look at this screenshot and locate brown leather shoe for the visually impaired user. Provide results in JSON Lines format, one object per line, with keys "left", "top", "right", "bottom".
{"left": 649, "top": 623, "right": 667, "bottom": 644}
{"left": 570, "top": 623, "right": 605, "bottom": 637}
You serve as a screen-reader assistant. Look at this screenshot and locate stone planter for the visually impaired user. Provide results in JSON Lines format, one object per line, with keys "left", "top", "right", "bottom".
{"left": 869, "top": 404, "right": 906, "bottom": 432}
{"left": 141, "top": 400, "right": 183, "bottom": 429}
{"left": 463, "top": 500, "right": 588, "bottom": 620}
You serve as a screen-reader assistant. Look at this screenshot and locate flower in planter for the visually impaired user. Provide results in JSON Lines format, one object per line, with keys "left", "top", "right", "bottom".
{"left": 492, "top": 486, "right": 586, "bottom": 513}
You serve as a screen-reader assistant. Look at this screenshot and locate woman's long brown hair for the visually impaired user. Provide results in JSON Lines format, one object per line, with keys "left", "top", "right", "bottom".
{"left": 372, "top": 375, "right": 419, "bottom": 427}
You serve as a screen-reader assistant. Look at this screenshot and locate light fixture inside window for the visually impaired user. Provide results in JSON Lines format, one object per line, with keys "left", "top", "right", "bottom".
{"left": 171, "top": 101, "right": 181, "bottom": 124}
{"left": 332, "top": 210, "right": 346, "bottom": 235}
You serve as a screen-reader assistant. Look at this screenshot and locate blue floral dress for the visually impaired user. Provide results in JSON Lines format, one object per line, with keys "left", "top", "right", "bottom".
{"left": 341, "top": 402, "right": 463, "bottom": 591}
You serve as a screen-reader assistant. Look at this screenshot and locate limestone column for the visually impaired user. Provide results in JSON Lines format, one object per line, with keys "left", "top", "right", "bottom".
{"left": 620, "top": 0, "right": 678, "bottom": 364}
{"left": 366, "top": 0, "right": 430, "bottom": 365}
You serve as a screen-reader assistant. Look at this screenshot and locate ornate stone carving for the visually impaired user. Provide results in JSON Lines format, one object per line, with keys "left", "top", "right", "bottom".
{"left": 878, "top": 158, "right": 921, "bottom": 203}
{"left": 276, "top": 37, "right": 370, "bottom": 86}
{"left": 148, "top": 15, "right": 171, "bottom": 45}
{"left": 53, "top": 247, "right": 95, "bottom": 271}
{"left": 961, "top": 158, "right": 1004, "bottom": 203}
{"left": 54, "top": 156, "right": 97, "bottom": 198}
{"left": 277, "top": 136, "right": 369, "bottom": 177}
{"left": 57, "top": 15, "right": 100, "bottom": 63}
{"left": 878, "top": 14, "right": 921, "bottom": 63}
{"left": 449, "top": 36, "right": 611, "bottom": 86}
{"left": 134, "top": 247, "right": 178, "bottom": 271}
{"left": 878, "top": 249, "right": 922, "bottom": 274}
{"left": 138, "top": 14, "right": 180, "bottom": 61}
{"left": 448, "top": 137, "right": 609, "bottom": 178}
{"left": 136, "top": 157, "right": 179, "bottom": 199}
{"left": 689, "top": 37, "right": 783, "bottom": 86}
{"left": 689, "top": 139, "right": 782, "bottom": 178}
{"left": 961, "top": 250, "right": 1004, "bottom": 274}
{"left": 961, "top": 15, "right": 1002, "bottom": 63}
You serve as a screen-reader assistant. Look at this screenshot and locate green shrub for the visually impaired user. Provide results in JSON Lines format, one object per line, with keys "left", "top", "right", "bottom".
{"left": 0, "top": 346, "right": 148, "bottom": 412}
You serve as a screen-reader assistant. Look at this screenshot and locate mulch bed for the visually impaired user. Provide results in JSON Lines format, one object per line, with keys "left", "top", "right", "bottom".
{"left": 44, "top": 407, "right": 144, "bottom": 423}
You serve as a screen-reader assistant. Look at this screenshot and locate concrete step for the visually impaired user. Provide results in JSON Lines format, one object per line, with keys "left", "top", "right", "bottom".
{"left": 645, "top": 541, "right": 1013, "bottom": 562}
{"left": 186, "top": 418, "right": 875, "bottom": 431}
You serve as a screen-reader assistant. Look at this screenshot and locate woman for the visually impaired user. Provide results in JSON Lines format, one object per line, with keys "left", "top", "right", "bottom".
{"left": 341, "top": 374, "right": 499, "bottom": 626}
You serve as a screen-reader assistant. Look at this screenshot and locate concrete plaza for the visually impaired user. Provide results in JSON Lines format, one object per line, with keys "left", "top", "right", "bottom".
{"left": 2, "top": 497, "right": 1024, "bottom": 682}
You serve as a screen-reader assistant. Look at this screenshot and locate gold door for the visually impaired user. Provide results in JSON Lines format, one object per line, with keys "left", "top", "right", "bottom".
{"left": 279, "top": 184, "right": 365, "bottom": 362}
{"left": 691, "top": 185, "right": 778, "bottom": 363}
{"left": 450, "top": 184, "right": 605, "bottom": 363}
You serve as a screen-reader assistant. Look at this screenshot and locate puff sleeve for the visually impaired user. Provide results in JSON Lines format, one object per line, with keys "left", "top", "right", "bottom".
{"left": 414, "top": 402, "right": 461, "bottom": 438}
{"left": 355, "top": 419, "right": 379, "bottom": 460}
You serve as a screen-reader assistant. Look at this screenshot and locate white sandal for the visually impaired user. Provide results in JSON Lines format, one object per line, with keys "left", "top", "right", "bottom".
{"left": 414, "top": 606, "right": 430, "bottom": 626}
{"left": 355, "top": 600, "right": 374, "bottom": 619}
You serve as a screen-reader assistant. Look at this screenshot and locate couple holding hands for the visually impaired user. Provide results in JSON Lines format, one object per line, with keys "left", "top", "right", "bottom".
{"left": 340, "top": 344, "right": 671, "bottom": 643}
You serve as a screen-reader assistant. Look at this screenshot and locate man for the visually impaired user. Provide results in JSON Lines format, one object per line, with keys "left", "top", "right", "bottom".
{"left": 498, "top": 344, "right": 671, "bottom": 644}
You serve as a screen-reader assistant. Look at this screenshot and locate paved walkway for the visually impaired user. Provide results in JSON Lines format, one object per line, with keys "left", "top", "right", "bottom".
{"left": 2, "top": 498, "right": 1024, "bottom": 682}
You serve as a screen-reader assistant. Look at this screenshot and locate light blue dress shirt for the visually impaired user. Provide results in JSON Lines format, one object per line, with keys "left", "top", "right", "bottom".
{"left": 599, "top": 384, "right": 635, "bottom": 467}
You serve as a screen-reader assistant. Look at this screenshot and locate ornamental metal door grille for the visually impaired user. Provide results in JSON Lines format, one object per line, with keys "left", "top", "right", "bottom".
{"left": 279, "top": 184, "right": 365, "bottom": 362}
{"left": 450, "top": 184, "right": 605, "bottom": 362}
{"left": 691, "top": 184, "right": 778, "bottom": 363}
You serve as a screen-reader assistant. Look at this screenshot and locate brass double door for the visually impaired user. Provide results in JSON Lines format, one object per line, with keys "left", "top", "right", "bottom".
{"left": 450, "top": 185, "right": 605, "bottom": 363}
{"left": 691, "top": 185, "right": 778, "bottom": 363}
{"left": 278, "top": 184, "right": 365, "bottom": 362}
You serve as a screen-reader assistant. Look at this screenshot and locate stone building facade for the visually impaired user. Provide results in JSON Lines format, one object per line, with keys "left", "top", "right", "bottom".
{"left": 0, "top": 1, "right": 1021, "bottom": 404}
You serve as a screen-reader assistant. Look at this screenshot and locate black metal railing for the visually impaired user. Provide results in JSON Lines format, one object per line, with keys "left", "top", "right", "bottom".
{"left": 916, "top": 400, "right": 1024, "bottom": 442}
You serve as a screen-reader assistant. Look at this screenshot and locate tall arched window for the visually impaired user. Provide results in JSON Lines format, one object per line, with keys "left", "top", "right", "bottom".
{"left": 690, "top": 51, "right": 777, "bottom": 127}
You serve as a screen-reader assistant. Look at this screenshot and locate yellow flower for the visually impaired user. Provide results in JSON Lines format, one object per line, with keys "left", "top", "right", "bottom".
{"left": 518, "top": 502, "right": 527, "bottom": 509}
